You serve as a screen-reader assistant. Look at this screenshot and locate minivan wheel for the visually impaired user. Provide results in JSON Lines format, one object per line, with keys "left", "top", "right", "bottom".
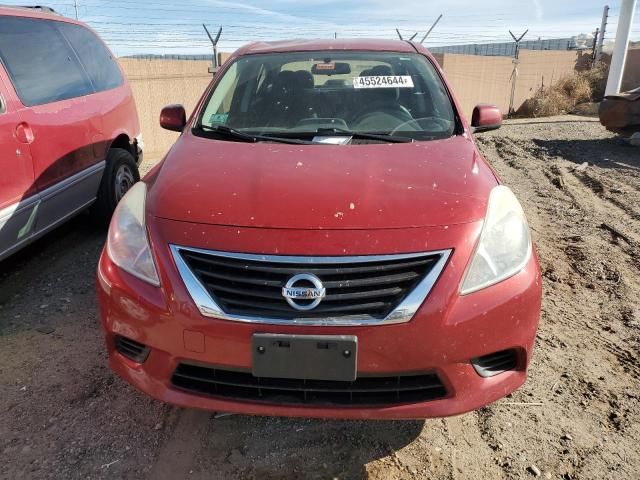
{"left": 114, "top": 163, "right": 136, "bottom": 202}
{"left": 93, "top": 148, "right": 140, "bottom": 223}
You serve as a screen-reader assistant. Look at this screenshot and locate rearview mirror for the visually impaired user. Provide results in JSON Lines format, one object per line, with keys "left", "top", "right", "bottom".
{"left": 160, "top": 104, "right": 186, "bottom": 132}
{"left": 471, "top": 104, "right": 502, "bottom": 133}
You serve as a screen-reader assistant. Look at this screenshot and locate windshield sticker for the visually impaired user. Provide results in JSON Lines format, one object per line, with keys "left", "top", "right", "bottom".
{"left": 209, "top": 113, "right": 229, "bottom": 124}
{"left": 353, "top": 76, "right": 414, "bottom": 89}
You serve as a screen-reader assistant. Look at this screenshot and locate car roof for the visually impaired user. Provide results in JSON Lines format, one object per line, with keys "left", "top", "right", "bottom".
{"left": 236, "top": 39, "right": 419, "bottom": 56}
{"left": 0, "top": 5, "right": 86, "bottom": 26}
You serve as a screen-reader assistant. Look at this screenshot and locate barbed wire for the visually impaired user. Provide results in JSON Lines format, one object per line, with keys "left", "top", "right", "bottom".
{"left": 1, "top": 0, "right": 637, "bottom": 54}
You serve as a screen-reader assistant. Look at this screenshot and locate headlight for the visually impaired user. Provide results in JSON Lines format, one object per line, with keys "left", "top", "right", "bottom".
{"left": 106, "top": 182, "right": 160, "bottom": 286}
{"left": 460, "top": 185, "right": 531, "bottom": 295}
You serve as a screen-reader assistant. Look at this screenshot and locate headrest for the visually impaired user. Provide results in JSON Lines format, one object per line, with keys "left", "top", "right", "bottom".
{"left": 370, "top": 65, "right": 394, "bottom": 77}
{"left": 293, "top": 70, "right": 314, "bottom": 89}
{"left": 272, "top": 70, "right": 297, "bottom": 92}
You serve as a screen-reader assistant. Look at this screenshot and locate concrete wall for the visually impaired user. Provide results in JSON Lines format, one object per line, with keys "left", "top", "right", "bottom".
{"left": 118, "top": 52, "right": 233, "bottom": 159}
{"left": 438, "top": 50, "right": 583, "bottom": 119}
{"left": 119, "top": 58, "right": 212, "bottom": 158}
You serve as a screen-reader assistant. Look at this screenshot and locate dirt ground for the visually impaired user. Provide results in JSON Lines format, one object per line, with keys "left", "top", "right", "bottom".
{"left": 1, "top": 116, "right": 639, "bottom": 480}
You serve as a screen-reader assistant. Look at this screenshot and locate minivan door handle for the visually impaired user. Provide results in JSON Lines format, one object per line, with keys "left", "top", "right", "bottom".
{"left": 15, "top": 122, "right": 35, "bottom": 144}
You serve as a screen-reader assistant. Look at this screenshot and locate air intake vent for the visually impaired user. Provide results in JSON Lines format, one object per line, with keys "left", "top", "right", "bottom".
{"left": 171, "top": 363, "right": 448, "bottom": 407}
{"left": 115, "top": 335, "right": 150, "bottom": 363}
{"left": 471, "top": 349, "right": 518, "bottom": 378}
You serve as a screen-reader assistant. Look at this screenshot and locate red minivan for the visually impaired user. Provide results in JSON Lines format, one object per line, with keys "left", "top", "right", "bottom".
{"left": 98, "top": 39, "right": 541, "bottom": 420}
{"left": 0, "top": 6, "right": 141, "bottom": 261}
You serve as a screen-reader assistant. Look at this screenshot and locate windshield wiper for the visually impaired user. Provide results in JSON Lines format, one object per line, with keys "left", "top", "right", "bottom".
{"left": 314, "top": 128, "right": 414, "bottom": 143}
{"left": 195, "top": 125, "right": 315, "bottom": 145}
{"left": 195, "top": 125, "right": 414, "bottom": 144}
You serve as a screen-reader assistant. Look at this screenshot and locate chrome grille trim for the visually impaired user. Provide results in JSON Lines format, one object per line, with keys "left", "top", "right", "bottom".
{"left": 170, "top": 245, "right": 451, "bottom": 326}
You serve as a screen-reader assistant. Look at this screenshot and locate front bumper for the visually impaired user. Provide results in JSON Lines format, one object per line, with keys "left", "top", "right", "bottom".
{"left": 97, "top": 218, "right": 542, "bottom": 420}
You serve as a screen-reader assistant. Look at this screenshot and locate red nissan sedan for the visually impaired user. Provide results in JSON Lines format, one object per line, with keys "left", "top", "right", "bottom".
{"left": 97, "top": 39, "right": 542, "bottom": 420}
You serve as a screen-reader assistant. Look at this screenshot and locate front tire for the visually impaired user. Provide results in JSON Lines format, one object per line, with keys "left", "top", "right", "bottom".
{"left": 93, "top": 148, "right": 140, "bottom": 223}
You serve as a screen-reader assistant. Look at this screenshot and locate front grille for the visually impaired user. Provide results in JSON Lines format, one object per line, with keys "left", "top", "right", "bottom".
{"left": 114, "top": 335, "right": 150, "bottom": 363}
{"left": 177, "top": 248, "right": 445, "bottom": 320}
{"left": 171, "top": 363, "right": 447, "bottom": 406}
{"left": 471, "top": 349, "right": 519, "bottom": 378}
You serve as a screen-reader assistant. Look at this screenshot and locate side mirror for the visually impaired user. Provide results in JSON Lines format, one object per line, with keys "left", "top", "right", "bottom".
{"left": 471, "top": 104, "right": 502, "bottom": 133}
{"left": 160, "top": 104, "right": 186, "bottom": 132}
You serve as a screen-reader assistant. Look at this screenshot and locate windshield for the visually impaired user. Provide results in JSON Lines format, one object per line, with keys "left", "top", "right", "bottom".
{"left": 196, "top": 51, "right": 457, "bottom": 142}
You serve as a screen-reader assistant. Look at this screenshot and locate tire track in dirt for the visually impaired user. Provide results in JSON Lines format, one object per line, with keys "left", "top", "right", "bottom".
{"left": 149, "top": 409, "right": 211, "bottom": 479}
{"left": 574, "top": 172, "right": 640, "bottom": 221}
{"left": 482, "top": 135, "right": 640, "bottom": 376}
{"left": 476, "top": 120, "right": 640, "bottom": 479}
{"left": 475, "top": 407, "right": 513, "bottom": 477}
{"left": 437, "top": 414, "right": 505, "bottom": 480}
{"left": 541, "top": 168, "right": 640, "bottom": 371}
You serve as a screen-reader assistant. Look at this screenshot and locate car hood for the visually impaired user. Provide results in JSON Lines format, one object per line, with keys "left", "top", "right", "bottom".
{"left": 147, "top": 133, "right": 497, "bottom": 230}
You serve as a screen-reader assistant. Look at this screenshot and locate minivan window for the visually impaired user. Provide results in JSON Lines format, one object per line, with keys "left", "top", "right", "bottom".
{"left": 197, "top": 51, "right": 457, "bottom": 142}
{"left": 0, "top": 17, "right": 93, "bottom": 106}
{"left": 58, "top": 22, "right": 123, "bottom": 92}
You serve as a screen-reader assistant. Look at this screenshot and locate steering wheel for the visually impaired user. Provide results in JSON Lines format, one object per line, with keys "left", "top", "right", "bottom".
{"left": 351, "top": 106, "right": 415, "bottom": 133}
{"left": 352, "top": 105, "right": 413, "bottom": 124}
{"left": 390, "top": 117, "right": 452, "bottom": 135}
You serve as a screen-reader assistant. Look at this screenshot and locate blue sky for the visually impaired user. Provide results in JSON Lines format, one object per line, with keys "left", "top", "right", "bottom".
{"left": 5, "top": 0, "right": 639, "bottom": 55}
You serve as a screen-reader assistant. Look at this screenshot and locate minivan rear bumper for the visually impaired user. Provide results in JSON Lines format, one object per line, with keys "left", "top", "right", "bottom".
{"left": 96, "top": 219, "right": 542, "bottom": 419}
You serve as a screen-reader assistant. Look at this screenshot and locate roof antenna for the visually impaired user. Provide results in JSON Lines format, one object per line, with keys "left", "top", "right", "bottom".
{"left": 396, "top": 28, "right": 404, "bottom": 40}
{"left": 409, "top": 32, "right": 418, "bottom": 41}
{"left": 421, "top": 14, "right": 443, "bottom": 43}
{"left": 203, "top": 25, "right": 223, "bottom": 74}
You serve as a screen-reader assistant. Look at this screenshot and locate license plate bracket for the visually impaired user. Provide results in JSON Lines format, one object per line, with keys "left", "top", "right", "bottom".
{"left": 252, "top": 334, "right": 357, "bottom": 382}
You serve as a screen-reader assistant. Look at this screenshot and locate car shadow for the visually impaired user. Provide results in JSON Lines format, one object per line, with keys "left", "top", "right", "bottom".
{"left": 0, "top": 138, "right": 139, "bottom": 333}
{"left": 0, "top": 212, "right": 105, "bottom": 333}
{"left": 532, "top": 137, "right": 640, "bottom": 170}
{"left": 198, "top": 413, "right": 425, "bottom": 478}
